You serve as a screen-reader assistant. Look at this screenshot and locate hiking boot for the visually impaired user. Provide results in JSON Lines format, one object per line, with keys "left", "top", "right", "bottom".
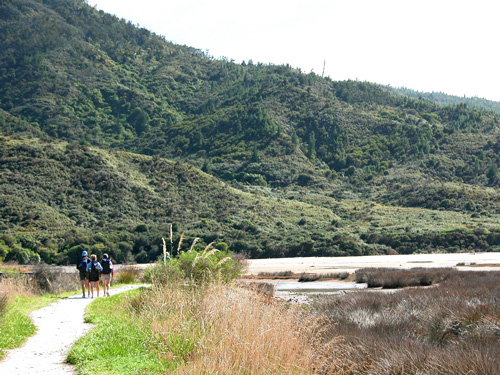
{"left": 82, "top": 293, "right": 86, "bottom": 298}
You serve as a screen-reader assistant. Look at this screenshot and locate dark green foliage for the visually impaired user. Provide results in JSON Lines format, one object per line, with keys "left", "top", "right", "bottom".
{"left": 391, "top": 86, "right": 500, "bottom": 113}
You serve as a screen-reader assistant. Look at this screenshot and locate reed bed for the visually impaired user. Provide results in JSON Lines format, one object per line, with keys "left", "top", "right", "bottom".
{"left": 312, "top": 270, "right": 500, "bottom": 374}
{"left": 299, "top": 272, "right": 350, "bottom": 282}
{"left": 355, "top": 267, "right": 454, "bottom": 288}
{"left": 258, "top": 270, "right": 294, "bottom": 277}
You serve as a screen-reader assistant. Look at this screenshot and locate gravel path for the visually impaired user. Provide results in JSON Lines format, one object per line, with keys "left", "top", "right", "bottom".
{"left": 0, "top": 284, "right": 147, "bottom": 375}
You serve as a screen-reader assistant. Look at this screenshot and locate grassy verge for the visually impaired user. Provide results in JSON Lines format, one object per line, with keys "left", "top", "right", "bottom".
{"left": 67, "top": 288, "right": 174, "bottom": 374}
{"left": 0, "top": 265, "right": 82, "bottom": 359}
{"left": 0, "top": 289, "right": 63, "bottom": 359}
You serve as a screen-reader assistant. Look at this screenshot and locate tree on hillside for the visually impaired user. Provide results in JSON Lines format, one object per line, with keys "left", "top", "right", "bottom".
{"left": 128, "top": 108, "right": 150, "bottom": 135}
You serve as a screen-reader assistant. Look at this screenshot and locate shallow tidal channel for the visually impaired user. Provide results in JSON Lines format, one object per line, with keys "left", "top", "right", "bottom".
{"left": 263, "top": 280, "right": 369, "bottom": 304}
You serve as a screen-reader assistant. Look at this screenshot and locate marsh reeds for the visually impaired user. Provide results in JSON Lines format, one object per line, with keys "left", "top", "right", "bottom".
{"left": 355, "top": 267, "right": 453, "bottom": 288}
{"left": 313, "top": 270, "right": 500, "bottom": 374}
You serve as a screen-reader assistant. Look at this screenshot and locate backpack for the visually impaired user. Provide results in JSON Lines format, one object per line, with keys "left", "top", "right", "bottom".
{"left": 90, "top": 261, "right": 100, "bottom": 279}
{"left": 101, "top": 259, "right": 112, "bottom": 274}
{"left": 78, "top": 257, "right": 89, "bottom": 273}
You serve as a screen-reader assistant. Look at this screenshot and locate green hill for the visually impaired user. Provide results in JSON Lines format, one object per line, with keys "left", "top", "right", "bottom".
{"left": 389, "top": 86, "right": 500, "bottom": 114}
{"left": 1, "top": 0, "right": 500, "bottom": 263}
{"left": 0, "top": 136, "right": 339, "bottom": 263}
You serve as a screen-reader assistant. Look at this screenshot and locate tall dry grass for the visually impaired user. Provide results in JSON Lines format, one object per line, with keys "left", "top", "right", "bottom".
{"left": 313, "top": 270, "right": 500, "bottom": 374}
{"left": 127, "top": 281, "right": 338, "bottom": 374}
{"left": 0, "top": 276, "right": 36, "bottom": 318}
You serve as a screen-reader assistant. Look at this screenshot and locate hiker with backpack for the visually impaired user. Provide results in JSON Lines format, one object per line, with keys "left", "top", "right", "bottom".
{"left": 100, "top": 253, "right": 114, "bottom": 297}
{"left": 86, "top": 254, "right": 103, "bottom": 298}
{"left": 77, "top": 251, "right": 90, "bottom": 298}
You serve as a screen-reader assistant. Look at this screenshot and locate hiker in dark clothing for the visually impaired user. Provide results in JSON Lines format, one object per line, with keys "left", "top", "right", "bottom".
{"left": 86, "top": 254, "right": 103, "bottom": 298}
{"left": 100, "top": 253, "right": 114, "bottom": 297}
{"left": 77, "top": 251, "right": 90, "bottom": 298}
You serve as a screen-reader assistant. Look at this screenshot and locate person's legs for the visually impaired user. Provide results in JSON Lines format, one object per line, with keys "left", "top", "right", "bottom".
{"left": 80, "top": 279, "right": 86, "bottom": 297}
{"left": 104, "top": 279, "right": 110, "bottom": 295}
{"left": 96, "top": 279, "right": 100, "bottom": 297}
{"left": 90, "top": 281, "right": 95, "bottom": 298}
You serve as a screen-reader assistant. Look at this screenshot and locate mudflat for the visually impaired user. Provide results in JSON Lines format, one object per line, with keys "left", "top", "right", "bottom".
{"left": 245, "top": 252, "right": 500, "bottom": 275}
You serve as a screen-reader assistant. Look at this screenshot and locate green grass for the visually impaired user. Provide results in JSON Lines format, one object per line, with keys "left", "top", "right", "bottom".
{"left": 67, "top": 288, "right": 175, "bottom": 374}
{"left": 0, "top": 294, "right": 59, "bottom": 359}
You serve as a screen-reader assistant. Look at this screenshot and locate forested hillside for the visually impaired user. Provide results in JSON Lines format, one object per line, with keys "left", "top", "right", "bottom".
{"left": 390, "top": 86, "right": 500, "bottom": 114}
{"left": 1, "top": 0, "right": 500, "bottom": 263}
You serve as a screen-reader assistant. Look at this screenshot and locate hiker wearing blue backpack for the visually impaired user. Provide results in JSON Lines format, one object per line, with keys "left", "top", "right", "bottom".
{"left": 77, "top": 251, "right": 90, "bottom": 298}
{"left": 100, "top": 253, "right": 114, "bottom": 297}
{"left": 86, "top": 254, "right": 103, "bottom": 298}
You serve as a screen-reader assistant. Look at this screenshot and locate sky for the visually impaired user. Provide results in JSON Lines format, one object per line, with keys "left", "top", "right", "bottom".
{"left": 88, "top": 0, "right": 500, "bottom": 101}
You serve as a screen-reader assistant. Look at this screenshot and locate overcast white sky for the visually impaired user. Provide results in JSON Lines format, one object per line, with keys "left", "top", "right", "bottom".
{"left": 88, "top": 0, "right": 500, "bottom": 101}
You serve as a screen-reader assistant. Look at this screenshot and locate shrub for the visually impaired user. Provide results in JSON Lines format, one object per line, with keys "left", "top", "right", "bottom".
{"left": 144, "top": 246, "right": 245, "bottom": 286}
{"left": 30, "top": 264, "right": 80, "bottom": 294}
{"left": 143, "top": 262, "right": 184, "bottom": 285}
{"left": 176, "top": 247, "right": 244, "bottom": 283}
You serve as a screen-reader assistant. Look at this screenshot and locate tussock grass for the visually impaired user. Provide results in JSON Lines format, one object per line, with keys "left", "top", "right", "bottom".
{"left": 313, "top": 270, "right": 500, "bottom": 374}
{"left": 123, "top": 279, "right": 333, "bottom": 374}
{"left": 117, "top": 264, "right": 342, "bottom": 374}
{"left": 0, "top": 276, "right": 36, "bottom": 299}
{"left": 114, "top": 265, "right": 142, "bottom": 284}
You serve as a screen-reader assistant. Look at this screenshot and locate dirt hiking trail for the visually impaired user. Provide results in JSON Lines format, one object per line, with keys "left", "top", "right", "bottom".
{"left": 0, "top": 284, "right": 147, "bottom": 375}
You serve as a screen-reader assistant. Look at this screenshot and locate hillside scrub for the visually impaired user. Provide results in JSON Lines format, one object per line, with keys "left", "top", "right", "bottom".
{"left": 1, "top": 0, "right": 500, "bottom": 265}
{"left": 312, "top": 270, "right": 500, "bottom": 374}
